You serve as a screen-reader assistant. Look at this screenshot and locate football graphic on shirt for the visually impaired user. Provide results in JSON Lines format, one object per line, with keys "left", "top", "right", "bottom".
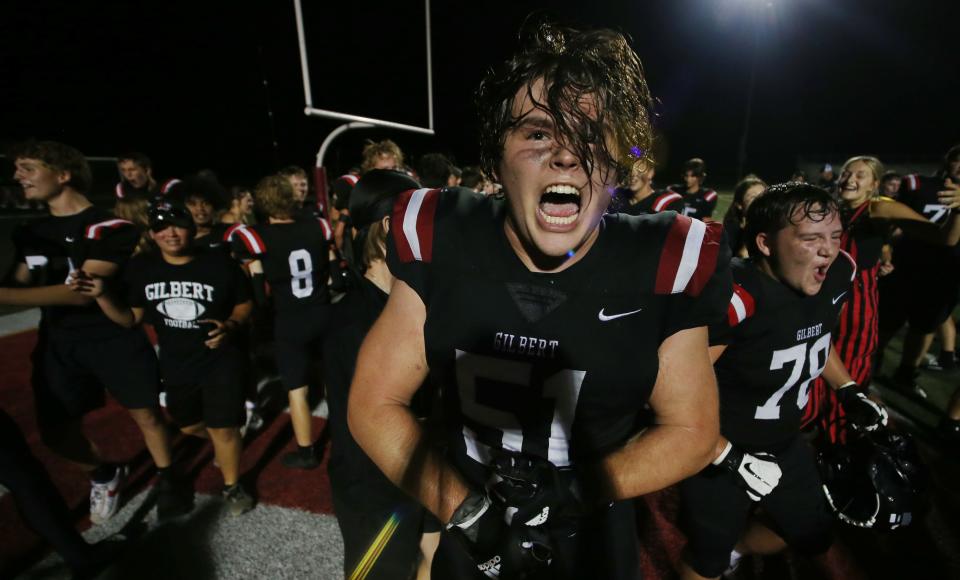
{"left": 157, "top": 297, "right": 206, "bottom": 321}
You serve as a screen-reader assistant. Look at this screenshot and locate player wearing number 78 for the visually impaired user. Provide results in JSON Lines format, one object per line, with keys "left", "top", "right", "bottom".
{"left": 229, "top": 175, "right": 334, "bottom": 470}
{"left": 349, "top": 20, "right": 733, "bottom": 580}
{"left": 677, "top": 183, "right": 889, "bottom": 580}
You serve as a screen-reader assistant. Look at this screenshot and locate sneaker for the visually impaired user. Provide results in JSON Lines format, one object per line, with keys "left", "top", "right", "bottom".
{"left": 240, "top": 402, "right": 264, "bottom": 438}
{"left": 891, "top": 368, "right": 929, "bottom": 399}
{"left": 156, "top": 471, "right": 194, "bottom": 521}
{"left": 90, "top": 465, "right": 127, "bottom": 525}
{"left": 222, "top": 483, "right": 255, "bottom": 516}
{"left": 281, "top": 447, "right": 321, "bottom": 470}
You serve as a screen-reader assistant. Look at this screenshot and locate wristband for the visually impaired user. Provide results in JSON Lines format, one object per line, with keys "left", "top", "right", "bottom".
{"left": 712, "top": 441, "right": 733, "bottom": 466}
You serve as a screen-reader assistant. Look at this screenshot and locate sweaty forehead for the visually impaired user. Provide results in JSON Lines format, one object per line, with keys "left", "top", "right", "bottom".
{"left": 510, "top": 78, "right": 600, "bottom": 125}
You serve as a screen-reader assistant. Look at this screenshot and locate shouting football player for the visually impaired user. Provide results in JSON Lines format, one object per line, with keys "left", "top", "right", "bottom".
{"left": 348, "top": 20, "right": 731, "bottom": 579}
{"left": 677, "top": 183, "right": 888, "bottom": 580}
{"left": 71, "top": 200, "right": 256, "bottom": 516}
{"left": 2, "top": 141, "right": 184, "bottom": 524}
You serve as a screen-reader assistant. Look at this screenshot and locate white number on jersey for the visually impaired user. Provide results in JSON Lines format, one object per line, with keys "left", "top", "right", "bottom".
{"left": 922, "top": 204, "right": 948, "bottom": 224}
{"left": 455, "top": 349, "right": 585, "bottom": 467}
{"left": 755, "top": 333, "right": 831, "bottom": 420}
{"left": 288, "top": 249, "right": 313, "bottom": 298}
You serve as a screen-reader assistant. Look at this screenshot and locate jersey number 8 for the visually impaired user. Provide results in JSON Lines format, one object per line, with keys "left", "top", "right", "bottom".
{"left": 288, "top": 249, "right": 313, "bottom": 298}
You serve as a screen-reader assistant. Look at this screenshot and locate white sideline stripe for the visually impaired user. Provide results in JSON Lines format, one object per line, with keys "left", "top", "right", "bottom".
{"left": 0, "top": 308, "right": 40, "bottom": 337}
{"left": 402, "top": 188, "right": 431, "bottom": 261}
{"left": 673, "top": 219, "right": 706, "bottom": 293}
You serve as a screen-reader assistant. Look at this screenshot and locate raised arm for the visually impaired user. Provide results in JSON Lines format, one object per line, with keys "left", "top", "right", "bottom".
{"left": 871, "top": 198, "right": 960, "bottom": 246}
{"left": 0, "top": 259, "right": 119, "bottom": 307}
{"left": 348, "top": 279, "right": 470, "bottom": 522}
{"left": 67, "top": 267, "right": 142, "bottom": 328}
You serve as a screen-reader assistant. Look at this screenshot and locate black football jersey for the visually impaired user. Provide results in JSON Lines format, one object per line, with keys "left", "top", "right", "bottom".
{"left": 229, "top": 219, "right": 333, "bottom": 311}
{"left": 895, "top": 173, "right": 959, "bottom": 264}
{"left": 125, "top": 250, "right": 251, "bottom": 382}
{"left": 192, "top": 223, "right": 232, "bottom": 254}
{"left": 619, "top": 189, "right": 685, "bottom": 216}
{"left": 669, "top": 185, "right": 718, "bottom": 219}
{"left": 12, "top": 206, "right": 138, "bottom": 338}
{"left": 386, "top": 187, "right": 731, "bottom": 484}
{"left": 709, "top": 253, "right": 856, "bottom": 452}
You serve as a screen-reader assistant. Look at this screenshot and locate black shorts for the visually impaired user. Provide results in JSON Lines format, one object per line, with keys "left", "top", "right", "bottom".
{"left": 431, "top": 499, "right": 640, "bottom": 580}
{"left": 33, "top": 327, "right": 160, "bottom": 430}
{"left": 274, "top": 306, "right": 330, "bottom": 391}
{"left": 879, "top": 258, "right": 960, "bottom": 335}
{"left": 679, "top": 436, "right": 833, "bottom": 578}
{"left": 164, "top": 349, "right": 246, "bottom": 429}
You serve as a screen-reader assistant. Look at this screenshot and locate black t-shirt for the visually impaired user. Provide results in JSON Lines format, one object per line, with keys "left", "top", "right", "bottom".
{"left": 669, "top": 185, "right": 718, "bottom": 219}
{"left": 12, "top": 206, "right": 138, "bottom": 339}
{"left": 617, "top": 188, "right": 685, "bottom": 216}
{"left": 709, "top": 254, "right": 856, "bottom": 452}
{"left": 386, "top": 187, "right": 731, "bottom": 486}
{"left": 229, "top": 219, "right": 332, "bottom": 311}
{"left": 125, "top": 250, "right": 251, "bottom": 382}
{"left": 192, "top": 223, "right": 231, "bottom": 254}
{"left": 323, "top": 278, "right": 417, "bottom": 510}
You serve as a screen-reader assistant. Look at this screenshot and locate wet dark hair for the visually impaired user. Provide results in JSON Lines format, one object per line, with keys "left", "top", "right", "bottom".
{"left": 744, "top": 182, "right": 840, "bottom": 259}
{"left": 11, "top": 140, "right": 93, "bottom": 194}
{"left": 476, "top": 18, "right": 655, "bottom": 186}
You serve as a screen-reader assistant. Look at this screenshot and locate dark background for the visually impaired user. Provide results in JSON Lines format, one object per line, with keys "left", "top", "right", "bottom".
{"left": 1, "top": 0, "right": 956, "bottom": 191}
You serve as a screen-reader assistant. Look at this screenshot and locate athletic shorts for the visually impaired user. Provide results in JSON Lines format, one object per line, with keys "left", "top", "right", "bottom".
{"left": 431, "top": 499, "right": 640, "bottom": 580}
{"left": 679, "top": 435, "right": 833, "bottom": 578}
{"left": 32, "top": 328, "right": 160, "bottom": 430}
{"left": 164, "top": 348, "right": 246, "bottom": 429}
{"left": 274, "top": 306, "right": 330, "bottom": 391}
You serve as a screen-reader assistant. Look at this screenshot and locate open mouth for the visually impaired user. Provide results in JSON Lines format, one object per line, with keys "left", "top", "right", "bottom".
{"left": 814, "top": 264, "right": 828, "bottom": 282}
{"left": 537, "top": 184, "right": 581, "bottom": 226}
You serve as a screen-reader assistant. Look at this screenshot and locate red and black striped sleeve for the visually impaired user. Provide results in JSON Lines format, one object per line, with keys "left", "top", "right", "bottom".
{"left": 386, "top": 187, "right": 442, "bottom": 301}
{"left": 657, "top": 215, "right": 733, "bottom": 340}
{"left": 84, "top": 218, "right": 137, "bottom": 264}
{"left": 227, "top": 224, "right": 267, "bottom": 261}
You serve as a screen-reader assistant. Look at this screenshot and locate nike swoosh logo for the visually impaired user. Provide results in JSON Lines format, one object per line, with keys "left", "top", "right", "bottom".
{"left": 598, "top": 307, "right": 643, "bottom": 322}
{"left": 65, "top": 237, "right": 75, "bottom": 242}
{"left": 832, "top": 291, "right": 848, "bottom": 305}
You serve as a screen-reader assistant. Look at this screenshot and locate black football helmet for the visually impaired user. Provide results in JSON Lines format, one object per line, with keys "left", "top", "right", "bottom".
{"left": 817, "top": 429, "right": 926, "bottom": 531}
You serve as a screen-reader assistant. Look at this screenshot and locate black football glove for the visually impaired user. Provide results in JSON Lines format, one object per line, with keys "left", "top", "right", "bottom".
{"left": 837, "top": 384, "right": 888, "bottom": 432}
{"left": 446, "top": 490, "right": 553, "bottom": 579}
{"left": 488, "top": 453, "right": 584, "bottom": 527}
{"left": 715, "top": 442, "right": 782, "bottom": 501}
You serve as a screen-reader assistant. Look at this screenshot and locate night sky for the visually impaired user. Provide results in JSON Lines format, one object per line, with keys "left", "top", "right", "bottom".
{"left": 1, "top": 0, "right": 957, "bottom": 190}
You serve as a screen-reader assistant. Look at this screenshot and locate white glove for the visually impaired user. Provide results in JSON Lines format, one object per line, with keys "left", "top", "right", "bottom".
{"left": 714, "top": 442, "right": 782, "bottom": 501}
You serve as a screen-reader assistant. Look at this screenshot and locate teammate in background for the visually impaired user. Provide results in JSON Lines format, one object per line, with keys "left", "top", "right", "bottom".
{"left": 880, "top": 170, "right": 902, "bottom": 198}
{"left": 349, "top": 21, "right": 730, "bottom": 579}
{"left": 71, "top": 200, "right": 256, "bottom": 515}
{"left": 678, "top": 183, "right": 886, "bottom": 580}
{"left": 790, "top": 170, "right": 808, "bottom": 183}
{"left": 448, "top": 165, "right": 463, "bottom": 188}
{"left": 331, "top": 171, "right": 360, "bottom": 250}
{"left": 816, "top": 163, "right": 837, "bottom": 191}
{"left": 230, "top": 176, "right": 333, "bottom": 469}
{"left": 278, "top": 165, "right": 317, "bottom": 219}
{"left": 669, "top": 158, "right": 718, "bottom": 220}
{"left": 168, "top": 176, "right": 230, "bottom": 252}
{"left": 802, "top": 155, "right": 960, "bottom": 442}
{"left": 3, "top": 141, "right": 184, "bottom": 523}
{"left": 220, "top": 186, "right": 254, "bottom": 225}
{"left": 115, "top": 152, "right": 179, "bottom": 200}
{"left": 878, "top": 146, "right": 960, "bottom": 395}
{"left": 325, "top": 169, "right": 441, "bottom": 579}
{"left": 722, "top": 176, "right": 768, "bottom": 257}
{"left": 361, "top": 139, "right": 404, "bottom": 174}
{"left": 613, "top": 162, "right": 684, "bottom": 216}
{"left": 418, "top": 153, "right": 455, "bottom": 188}
{"left": 113, "top": 195, "right": 154, "bottom": 255}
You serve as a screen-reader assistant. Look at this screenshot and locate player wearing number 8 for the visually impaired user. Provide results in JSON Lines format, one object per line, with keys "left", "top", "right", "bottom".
{"left": 678, "top": 183, "right": 888, "bottom": 580}
{"left": 230, "top": 175, "right": 334, "bottom": 469}
{"left": 349, "top": 19, "right": 732, "bottom": 580}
